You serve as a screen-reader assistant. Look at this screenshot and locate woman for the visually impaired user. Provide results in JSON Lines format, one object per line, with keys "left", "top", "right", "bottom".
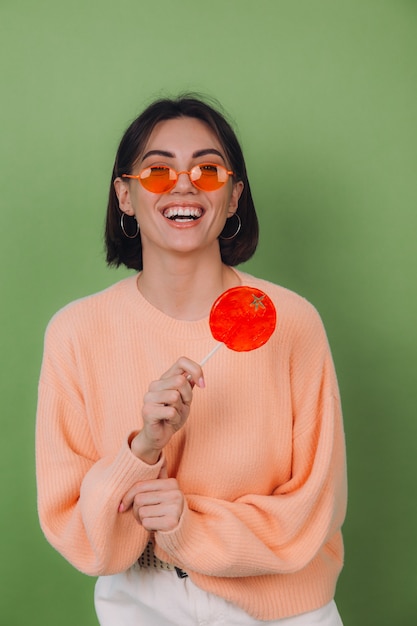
{"left": 36, "top": 96, "right": 347, "bottom": 625}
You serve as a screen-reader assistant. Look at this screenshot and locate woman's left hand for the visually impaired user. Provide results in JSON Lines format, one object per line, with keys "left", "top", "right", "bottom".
{"left": 119, "top": 464, "right": 184, "bottom": 531}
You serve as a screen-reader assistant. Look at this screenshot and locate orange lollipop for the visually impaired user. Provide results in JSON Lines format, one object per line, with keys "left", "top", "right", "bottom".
{"left": 200, "top": 286, "right": 277, "bottom": 366}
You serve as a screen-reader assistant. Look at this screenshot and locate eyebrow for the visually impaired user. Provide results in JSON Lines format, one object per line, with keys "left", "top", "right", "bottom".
{"left": 141, "top": 148, "right": 226, "bottom": 162}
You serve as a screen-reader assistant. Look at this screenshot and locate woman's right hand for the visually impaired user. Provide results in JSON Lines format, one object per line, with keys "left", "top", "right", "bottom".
{"left": 130, "top": 357, "right": 205, "bottom": 465}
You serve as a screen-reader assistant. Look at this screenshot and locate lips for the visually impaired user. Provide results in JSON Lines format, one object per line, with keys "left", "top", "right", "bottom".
{"left": 162, "top": 204, "right": 204, "bottom": 222}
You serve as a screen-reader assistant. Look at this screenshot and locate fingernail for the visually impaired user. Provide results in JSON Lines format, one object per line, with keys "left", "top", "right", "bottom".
{"left": 198, "top": 377, "right": 205, "bottom": 388}
{"left": 118, "top": 502, "right": 125, "bottom": 513}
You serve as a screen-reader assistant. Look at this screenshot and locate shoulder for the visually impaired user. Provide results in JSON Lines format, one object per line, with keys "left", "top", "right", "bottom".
{"left": 236, "top": 270, "right": 323, "bottom": 327}
{"left": 235, "top": 272, "right": 336, "bottom": 381}
{"left": 234, "top": 270, "right": 331, "bottom": 355}
{"left": 44, "top": 276, "right": 137, "bottom": 342}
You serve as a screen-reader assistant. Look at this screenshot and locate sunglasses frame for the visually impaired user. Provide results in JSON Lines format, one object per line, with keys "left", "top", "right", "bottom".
{"left": 122, "top": 162, "right": 234, "bottom": 193}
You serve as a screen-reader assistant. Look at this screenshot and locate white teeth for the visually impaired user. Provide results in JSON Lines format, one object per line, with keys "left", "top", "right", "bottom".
{"left": 163, "top": 207, "right": 202, "bottom": 220}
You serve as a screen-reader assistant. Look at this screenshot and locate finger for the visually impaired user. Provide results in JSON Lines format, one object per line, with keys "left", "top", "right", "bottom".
{"left": 119, "top": 483, "right": 140, "bottom": 512}
{"left": 146, "top": 386, "right": 191, "bottom": 408}
{"left": 140, "top": 513, "right": 181, "bottom": 532}
{"left": 160, "top": 357, "right": 205, "bottom": 389}
{"left": 147, "top": 378, "right": 194, "bottom": 408}
{"left": 136, "top": 496, "right": 184, "bottom": 531}
{"left": 133, "top": 478, "right": 178, "bottom": 495}
{"left": 131, "top": 486, "right": 177, "bottom": 516}
{"left": 118, "top": 478, "right": 174, "bottom": 512}
{"left": 142, "top": 403, "right": 182, "bottom": 430}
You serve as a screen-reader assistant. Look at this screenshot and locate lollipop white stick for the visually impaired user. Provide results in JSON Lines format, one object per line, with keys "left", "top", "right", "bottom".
{"left": 199, "top": 342, "right": 223, "bottom": 366}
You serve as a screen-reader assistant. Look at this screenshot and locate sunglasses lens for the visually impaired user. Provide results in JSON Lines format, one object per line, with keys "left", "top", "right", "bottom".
{"left": 140, "top": 166, "right": 176, "bottom": 193}
{"left": 192, "top": 164, "right": 229, "bottom": 191}
{"left": 137, "top": 164, "right": 231, "bottom": 193}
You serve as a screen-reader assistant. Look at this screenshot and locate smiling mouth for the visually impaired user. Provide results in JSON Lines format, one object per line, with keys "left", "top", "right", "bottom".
{"left": 163, "top": 207, "right": 203, "bottom": 222}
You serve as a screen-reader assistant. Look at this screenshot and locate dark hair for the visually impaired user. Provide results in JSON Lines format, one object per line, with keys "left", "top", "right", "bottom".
{"left": 105, "top": 95, "right": 259, "bottom": 270}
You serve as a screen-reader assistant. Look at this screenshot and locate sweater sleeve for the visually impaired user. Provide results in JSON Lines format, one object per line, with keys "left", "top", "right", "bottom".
{"left": 155, "top": 308, "right": 347, "bottom": 578}
{"left": 36, "top": 317, "right": 164, "bottom": 576}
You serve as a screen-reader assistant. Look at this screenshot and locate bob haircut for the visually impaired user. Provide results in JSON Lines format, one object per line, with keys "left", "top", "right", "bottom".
{"left": 105, "top": 95, "right": 259, "bottom": 270}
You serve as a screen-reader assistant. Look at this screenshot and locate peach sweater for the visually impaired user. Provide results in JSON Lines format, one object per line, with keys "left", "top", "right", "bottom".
{"left": 36, "top": 270, "right": 347, "bottom": 620}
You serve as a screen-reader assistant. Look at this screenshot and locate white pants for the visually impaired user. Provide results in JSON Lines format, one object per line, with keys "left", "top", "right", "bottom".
{"left": 95, "top": 564, "right": 343, "bottom": 625}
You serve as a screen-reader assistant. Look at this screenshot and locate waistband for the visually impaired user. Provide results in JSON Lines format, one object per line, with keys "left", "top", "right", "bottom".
{"left": 138, "top": 542, "right": 188, "bottom": 578}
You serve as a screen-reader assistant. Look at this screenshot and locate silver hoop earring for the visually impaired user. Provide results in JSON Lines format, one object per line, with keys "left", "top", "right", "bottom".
{"left": 120, "top": 213, "right": 139, "bottom": 239}
{"left": 219, "top": 213, "right": 241, "bottom": 240}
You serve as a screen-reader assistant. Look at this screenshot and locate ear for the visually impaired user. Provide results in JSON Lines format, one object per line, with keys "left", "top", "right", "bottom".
{"left": 114, "top": 177, "right": 135, "bottom": 216}
{"left": 227, "top": 181, "right": 244, "bottom": 217}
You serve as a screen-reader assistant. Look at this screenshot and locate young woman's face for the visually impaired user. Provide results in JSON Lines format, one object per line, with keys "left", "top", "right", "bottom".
{"left": 115, "top": 116, "right": 243, "bottom": 261}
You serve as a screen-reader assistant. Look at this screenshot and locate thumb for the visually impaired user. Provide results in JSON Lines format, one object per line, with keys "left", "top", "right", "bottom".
{"left": 158, "top": 460, "right": 168, "bottom": 479}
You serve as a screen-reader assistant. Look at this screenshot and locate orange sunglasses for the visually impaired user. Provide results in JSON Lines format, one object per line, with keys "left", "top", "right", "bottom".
{"left": 122, "top": 162, "right": 234, "bottom": 194}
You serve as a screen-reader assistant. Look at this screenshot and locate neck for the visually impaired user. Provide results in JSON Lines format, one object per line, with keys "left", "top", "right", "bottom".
{"left": 138, "top": 250, "right": 240, "bottom": 320}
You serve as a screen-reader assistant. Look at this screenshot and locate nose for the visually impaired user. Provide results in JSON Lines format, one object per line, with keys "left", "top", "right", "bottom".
{"left": 171, "top": 170, "right": 197, "bottom": 193}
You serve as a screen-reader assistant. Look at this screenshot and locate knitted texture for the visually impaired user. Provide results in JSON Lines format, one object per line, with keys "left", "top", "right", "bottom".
{"left": 36, "top": 270, "right": 347, "bottom": 620}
